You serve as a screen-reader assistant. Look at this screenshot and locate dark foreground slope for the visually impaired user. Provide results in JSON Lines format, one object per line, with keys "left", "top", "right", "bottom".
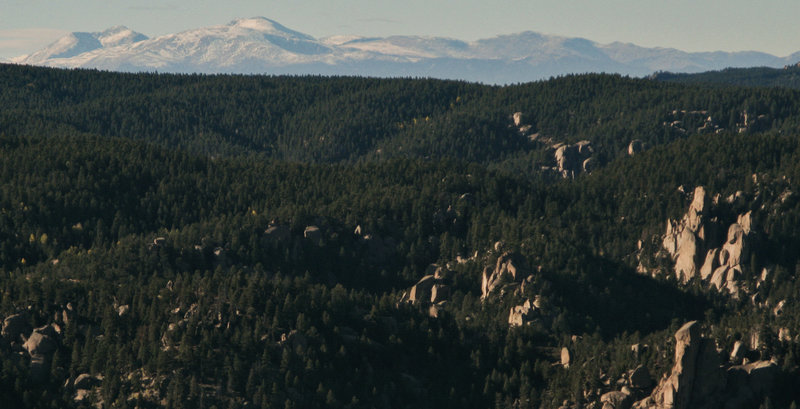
{"left": 0, "top": 64, "right": 799, "bottom": 408}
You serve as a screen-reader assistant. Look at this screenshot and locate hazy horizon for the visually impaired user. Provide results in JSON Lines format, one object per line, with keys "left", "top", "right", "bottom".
{"left": 2, "top": 0, "right": 800, "bottom": 60}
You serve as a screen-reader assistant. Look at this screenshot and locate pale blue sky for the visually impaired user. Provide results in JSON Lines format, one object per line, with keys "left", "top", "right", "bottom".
{"left": 2, "top": 0, "right": 800, "bottom": 59}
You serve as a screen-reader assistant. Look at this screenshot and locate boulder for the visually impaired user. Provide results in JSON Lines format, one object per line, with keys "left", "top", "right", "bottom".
{"left": 725, "top": 361, "right": 777, "bottom": 409}
{"left": 23, "top": 326, "right": 59, "bottom": 383}
{"left": 718, "top": 248, "right": 729, "bottom": 267}
{"left": 30, "top": 354, "right": 49, "bottom": 383}
{"left": 2, "top": 313, "right": 31, "bottom": 342}
{"left": 641, "top": 321, "right": 708, "bottom": 409}
{"left": 303, "top": 225, "right": 322, "bottom": 242}
{"left": 74, "top": 373, "right": 98, "bottom": 390}
{"left": 601, "top": 391, "right": 633, "bottom": 409}
{"left": 689, "top": 338, "right": 726, "bottom": 403}
{"left": 430, "top": 284, "right": 450, "bottom": 304}
{"left": 74, "top": 389, "right": 90, "bottom": 402}
{"left": 749, "top": 331, "right": 761, "bottom": 351}
{"left": 699, "top": 249, "right": 719, "bottom": 281}
{"left": 730, "top": 340, "right": 745, "bottom": 364}
{"left": 553, "top": 141, "right": 594, "bottom": 178}
{"left": 779, "top": 190, "right": 797, "bottom": 208}
{"left": 264, "top": 224, "right": 290, "bottom": 242}
{"left": 508, "top": 299, "right": 537, "bottom": 327}
{"left": 117, "top": 305, "right": 130, "bottom": 317}
{"left": 709, "top": 265, "right": 728, "bottom": 290}
{"left": 575, "top": 140, "right": 593, "bottom": 156}
{"left": 662, "top": 220, "right": 680, "bottom": 255}
{"left": 407, "top": 275, "right": 436, "bottom": 304}
{"left": 778, "top": 327, "right": 792, "bottom": 343}
{"left": 555, "top": 145, "right": 579, "bottom": 173}
{"left": 673, "top": 229, "right": 698, "bottom": 283}
{"left": 630, "top": 344, "right": 643, "bottom": 359}
{"left": 686, "top": 186, "right": 708, "bottom": 233}
{"left": 633, "top": 322, "right": 782, "bottom": 409}
{"left": 772, "top": 299, "right": 786, "bottom": 316}
{"left": 428, "top": 303, "right": 444, "bottom": 318}
{"left": 481, "top": 251, "right": 530, "bottom": 299}
{"left": 756, "top": 268, "right": 770, "bottom": 288}
{"left": 629, "top": 365, "right": 653, "bottom": 389}
{"left": 583, "top": 157, "right": 598, "bottom": 173}
{"left": 628, "top": 139, "right": 645, "bottom": 156}
{"left": 721, "top": 224, "right": 747, "bottom": 267}
{"left": 23, "top": 331, "right": 57, "bottom": 356}
{"left": 279, "top": 330, "right": 307, "bottom": 349}
{"left": 724, "top": 267, "right": 742, "bottom": 296}
{"left": 726, "top": 191, "right": 746, "bottom": 205}
{"left": 512, "top": 112, "right": 524, "bottom": 127}
{"left": 402, "top": 275, "right": 449, "bottom": 306}
{"left": 737, "top": 211, "right": 753, "bottom": 235}
{"left": 660, "top": 187, "right": 711, "bottom": 283}
{"left": 561, "top": 347, "right": 571, "bottom": 369}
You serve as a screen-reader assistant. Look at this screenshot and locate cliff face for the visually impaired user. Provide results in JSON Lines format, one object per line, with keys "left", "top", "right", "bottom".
{"left": 632, "top": 321, "right": 777, "bottom": 409}
{"left": 639, "top": 185, "right": 764, "bottom": 299}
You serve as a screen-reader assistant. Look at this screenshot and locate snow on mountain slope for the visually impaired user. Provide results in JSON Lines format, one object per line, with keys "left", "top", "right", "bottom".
{"left": 333, "top": 36, "right": 471, "bottom": 59}
{"left": 12, "top": 26, "right": 147, "bottom": 65}
{"left": 97, "top": 26, "right": 148, "bottom": 48}
{"left": 12, "top": 17, "right": 800, "bottom": 83}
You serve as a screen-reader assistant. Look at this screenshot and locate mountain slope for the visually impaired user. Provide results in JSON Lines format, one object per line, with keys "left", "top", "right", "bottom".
{"left": 13, "top": 17, "right": 800, "bottom": 83}
{"left": 12, "top": 26, "right": 147, "bottom": 65}
{"left": 1, "top": 64, "right": 800, "bottom": 408}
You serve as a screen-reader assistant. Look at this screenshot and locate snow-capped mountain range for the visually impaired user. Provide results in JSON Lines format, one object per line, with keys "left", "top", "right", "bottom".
{"left": 11, "top": 17, "right": 800, "bottom": 84}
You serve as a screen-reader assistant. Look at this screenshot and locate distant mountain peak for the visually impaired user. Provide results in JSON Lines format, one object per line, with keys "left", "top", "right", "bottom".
{"left": 228, "top": 17, "right": 315, "bottom": 40}
{"left": 97, "top": 25, "right": 148, "bottom": 48}
{"left": 12, "top": 17, "right": 800, "bottom": 84}
{"left": 12, "top": 26, "right": 147, "bottom": 65}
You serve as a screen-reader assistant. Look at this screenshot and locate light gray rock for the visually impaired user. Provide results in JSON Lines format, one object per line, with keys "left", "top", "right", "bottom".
{"left": 710, "top": 265, "right": 728, "bottom": 290}
{"left": 629, "top": 365, "right": 653, "bottom": 389}
{"left": 737, "top": 211, "right": 753, "bottom": 235}
{"left": 74, "top": 373, "right": 98, "bottom": 390}
{"left": 430, "top": 284, "right": 450, "bottom": 304}
{"left": 508, "top": 299, "right": 537, "bottom": 327}
{"left": 264, "top": 224, "right": 290, "bottom": 242}
{"left": 2, "top": 313, "right": 31, "bottom": 342}
{"left": 117, "top": 305, "right": 130, "bottom": 317}
{"left": 699, "top": 249, "right": 719, "bottom": 281}
{"left": 628, "top": 139, "right": 645, "bottom": 156}
{"left": 601, "top": 391, "right": 633, "bottom": 409}
{"left": 481, "top": 251, "right": 529, "bottom": 299}
{"left": 642, "top": 321, "right": 702, "bottom": 409}
{"left": 773, "top": 299, "right": 786, "bottom": 316}
{"left": 725, "top": 361, "right": 778, "bottom": 409}
{"left": 561, "top": 347, "right": 571, "bottom": 369}
{"left": 407, "top": 275, "right": 436, "bottom": 304}
{"left": 512, "top": 112, "right": 524, "bottom": 127}
{"left": 633, "top": 321, "right": 780, "bottom": 409}
{"left": 660, "top": 187, "right": 710, "bottom": 283}
{"left": 23, "top": 331, "right": 57, "bottom": 356}
{"left": 673, "top": 228, "right": 698, "bottom": 283}
{"left": 721, "top": 223, "right": 747, "bottom": 267}
{"left": 778, "top": 327, "right": 792, "bottom": 343}
{"left": 730, "top": 341, "right": 745, "bottom": 364}
{"left": 583, "top": 157, "right": 598, "bottom": 173}
{"left": 552, "top": 141, "right": 595, "bottom": 178}
{"left": 303, "top": 225, "right": 322, "bottom": 242}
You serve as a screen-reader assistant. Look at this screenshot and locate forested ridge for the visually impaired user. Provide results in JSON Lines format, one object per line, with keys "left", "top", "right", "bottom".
{"left": 1, "top": 63, "right": 800, "bottom": 408}
{"left": 652, "top": 63, "right": 800, "bottom": 89}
